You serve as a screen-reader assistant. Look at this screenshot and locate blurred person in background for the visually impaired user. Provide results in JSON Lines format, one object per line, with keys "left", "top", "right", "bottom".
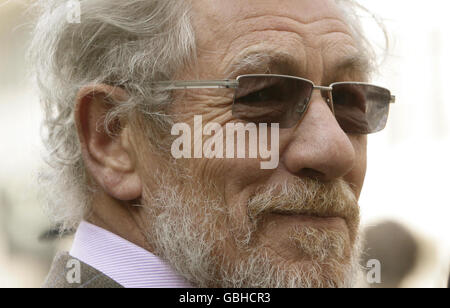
{"left": 29, "top": 0, "right": 395, "bottom": 288}
{"left": 361, "top": 220, "right": 419, "bottom": 288}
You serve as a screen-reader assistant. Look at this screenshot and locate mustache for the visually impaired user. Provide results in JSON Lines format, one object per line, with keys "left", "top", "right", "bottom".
{"left": 246, "top": 177, "right": 360, "bottom": 240}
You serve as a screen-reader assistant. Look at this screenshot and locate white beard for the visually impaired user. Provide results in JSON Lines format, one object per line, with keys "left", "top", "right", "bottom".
{"left": 139, "top": 170, "right": 362, "bottom": 288}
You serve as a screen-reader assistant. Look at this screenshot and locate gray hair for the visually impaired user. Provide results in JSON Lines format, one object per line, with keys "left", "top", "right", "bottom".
{"left": 29, "top": 0, "right": 197, "bottom": 231}
{"left": 28, "top": 0, "right": 382, "bottom": 231}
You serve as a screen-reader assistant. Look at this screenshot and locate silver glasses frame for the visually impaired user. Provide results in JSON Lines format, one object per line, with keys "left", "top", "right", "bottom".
{"left": 152, "top": 74, "right": 396, "bottom": 104}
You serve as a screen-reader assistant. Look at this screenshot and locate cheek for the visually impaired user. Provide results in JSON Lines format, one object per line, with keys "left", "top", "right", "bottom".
{"left": 171, "top": 90, "right": 234, "bottom": 121}
{"left": 344, "top": 135, "right": 367, "bottom": 199}
{"left": 194, "top": 153, "right": 270, "bottom": 204}
{"left": 190, "top": 152, "right": 273, "bottom": 239}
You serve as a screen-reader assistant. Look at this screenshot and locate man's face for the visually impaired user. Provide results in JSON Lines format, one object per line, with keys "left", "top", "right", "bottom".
{"left": 139, "top": 0, "right": 367, "bottom": 287}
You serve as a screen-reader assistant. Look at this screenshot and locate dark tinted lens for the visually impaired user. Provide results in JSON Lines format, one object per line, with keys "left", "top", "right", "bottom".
{"left": 332, "top": 83, "right": 391, "bottom": 134}
{"left": 232, "top": 76, "right": 314, "bottom": 128}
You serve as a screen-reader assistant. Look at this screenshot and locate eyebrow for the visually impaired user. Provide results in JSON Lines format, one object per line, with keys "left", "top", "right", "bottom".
{"left": 225, "top": 50, "right": 371, "bottom": 82}
{"left": 330, "top": 54, "right": 372, "bottom": 81}
{"left": 225, "top": 51, "right": 301, "bottom": 79}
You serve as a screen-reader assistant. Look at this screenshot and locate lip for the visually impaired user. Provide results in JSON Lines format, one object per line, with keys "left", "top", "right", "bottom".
{"left": 266, "top": 212, "right": 348, "bottom": 232}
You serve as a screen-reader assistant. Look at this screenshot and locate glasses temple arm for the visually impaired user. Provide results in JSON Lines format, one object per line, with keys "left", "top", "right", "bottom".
{"left": 151, "top": 80, "right": 239, "bottom": 90}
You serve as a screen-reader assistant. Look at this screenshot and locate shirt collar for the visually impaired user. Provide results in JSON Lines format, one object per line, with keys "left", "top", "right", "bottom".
{"left": 69, "top": 221, "right": 192, "bottom": 288}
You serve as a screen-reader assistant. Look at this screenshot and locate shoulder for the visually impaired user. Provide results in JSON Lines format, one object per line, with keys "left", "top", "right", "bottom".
{"left": 42, "top": 252, "right": 123, "bottom": 288}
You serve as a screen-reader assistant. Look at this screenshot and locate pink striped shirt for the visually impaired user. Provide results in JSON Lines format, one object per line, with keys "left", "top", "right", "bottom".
{"left": 70, "top": 221, "right": 192, "bottom": 288}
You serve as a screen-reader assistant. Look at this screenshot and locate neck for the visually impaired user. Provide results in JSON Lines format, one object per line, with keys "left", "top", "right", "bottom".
{"left": 86, "top": 192, "right": 153, "bottom": 253}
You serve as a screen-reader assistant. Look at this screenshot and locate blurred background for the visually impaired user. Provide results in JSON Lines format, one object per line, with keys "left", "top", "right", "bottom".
{"left": 0, "top": 0, "right": 448, "bottom": 288}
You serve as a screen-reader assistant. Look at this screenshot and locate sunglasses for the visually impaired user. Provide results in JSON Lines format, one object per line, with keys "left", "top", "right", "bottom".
{"left": 154, "top": 74, "right": 396, "bottom": 134}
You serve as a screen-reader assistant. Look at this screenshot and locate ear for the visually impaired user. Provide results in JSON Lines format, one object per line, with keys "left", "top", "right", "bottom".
{"left": 75, "top": 84, "right": 142, "bottom": 201}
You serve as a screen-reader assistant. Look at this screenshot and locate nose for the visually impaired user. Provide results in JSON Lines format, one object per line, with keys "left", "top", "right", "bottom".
{"left": 282, "top": 93, "right": 356, "bottom": 181}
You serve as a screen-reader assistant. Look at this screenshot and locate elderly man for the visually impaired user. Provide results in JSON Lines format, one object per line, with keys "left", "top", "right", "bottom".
{"left": 32, "top": 0, "right": 394, "bottom": 288}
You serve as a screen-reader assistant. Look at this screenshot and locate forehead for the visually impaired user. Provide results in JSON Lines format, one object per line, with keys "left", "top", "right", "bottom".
{"left": 189, "top": 0, "right": 366, "bottom": 81}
